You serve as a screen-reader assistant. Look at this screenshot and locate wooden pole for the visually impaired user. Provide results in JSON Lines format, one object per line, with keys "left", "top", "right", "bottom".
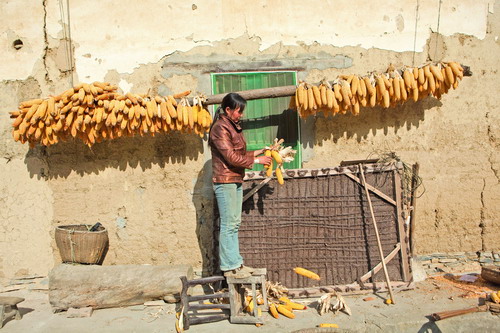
{"left": 409, "top": 163, "right": 420, "bottom": 256}
{"left": 358, "top": 163, "right": 396, "bottom": 304}
{"left": 190, "top": 85, "right": 296, "bottom": 106}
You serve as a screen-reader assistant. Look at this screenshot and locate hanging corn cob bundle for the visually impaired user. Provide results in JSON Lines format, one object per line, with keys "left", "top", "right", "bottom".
{"left": 9, "top": 82, "right": 213, "bottom": 148}
{"left": 264, "top": 138, "right": 297, "bottom": 185}
{"left": 290, "top": 61, "right": 465, "bottom": 118}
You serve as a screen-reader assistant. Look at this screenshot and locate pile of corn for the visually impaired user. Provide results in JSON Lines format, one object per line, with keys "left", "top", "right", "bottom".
{"left": 9, "top": 82, "right": 212, "bottom": 147}
{"left": 290, "top": 61, "right": 465, "bottom": 118}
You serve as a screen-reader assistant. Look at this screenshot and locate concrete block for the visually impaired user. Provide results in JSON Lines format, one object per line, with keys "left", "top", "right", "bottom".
{"left": 49, "top": 264, "right": 193, "bottom": 311}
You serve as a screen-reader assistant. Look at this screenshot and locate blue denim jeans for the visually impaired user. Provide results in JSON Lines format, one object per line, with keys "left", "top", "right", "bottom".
{"left": 214, "top": 183, "right": 243, "bottom": 271}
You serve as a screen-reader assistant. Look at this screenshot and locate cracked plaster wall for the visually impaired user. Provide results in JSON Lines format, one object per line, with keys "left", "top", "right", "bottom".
{"left": 0, "top": 0, "right": 498, "bottom": 279}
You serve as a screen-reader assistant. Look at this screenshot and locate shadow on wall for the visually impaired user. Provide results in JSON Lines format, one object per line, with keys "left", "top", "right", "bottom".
{"left": 25, "top": 131, "right": 204, "bottom": 179}
{"left": 309, "top": 97, "right": 443, "bottom": 146}
{"left": 192, "top": 159, "right": 216, "bottom": 277}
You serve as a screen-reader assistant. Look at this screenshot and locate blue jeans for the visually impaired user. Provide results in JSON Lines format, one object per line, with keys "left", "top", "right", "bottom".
{"left": 214, "top": 183, "right": 243, "bottom": 271}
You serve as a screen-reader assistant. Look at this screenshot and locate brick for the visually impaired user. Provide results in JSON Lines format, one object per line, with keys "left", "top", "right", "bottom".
{"left": 439, "top": 258, "right": 458, "bottom": 263}
{"left": 479, "top": 258, "right": 494, "bottom": 263}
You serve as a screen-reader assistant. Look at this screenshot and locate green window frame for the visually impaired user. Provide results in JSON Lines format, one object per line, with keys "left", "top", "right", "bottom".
{"left": 211, "top": 71, "right": 301, "bottom": 171}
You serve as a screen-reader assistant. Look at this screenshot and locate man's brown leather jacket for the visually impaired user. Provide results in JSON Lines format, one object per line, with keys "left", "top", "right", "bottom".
{"left": 209, "top": 114, "right": 254, "bottom": 183}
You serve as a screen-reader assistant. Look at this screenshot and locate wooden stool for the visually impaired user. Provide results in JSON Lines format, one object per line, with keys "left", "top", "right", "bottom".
{"left": 179, "top": 276, "right": 230, "bottom": 330}
{"left": 227, "top": 268, "right": 268, "bottom": 324}
{"left": 0, "top": 296, "right": 24, "bottom": 329}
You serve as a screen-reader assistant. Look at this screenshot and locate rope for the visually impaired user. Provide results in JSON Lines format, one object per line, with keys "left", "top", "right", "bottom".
{"left": 412, "top": 0, "right": 420, "bottom": 67}
{"left": 367, "top": 150, "right": 425, "bottom": 201}
{"left": 58, "top": 0, "right": 74, "bottom": 86}
{"left": 434, "top": 0, "right": 442, "bottom": 60}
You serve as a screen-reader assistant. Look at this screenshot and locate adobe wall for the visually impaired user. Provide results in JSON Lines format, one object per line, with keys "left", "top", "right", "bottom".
{"left": 0, "top": 0, "right": 498, "bottom": 280}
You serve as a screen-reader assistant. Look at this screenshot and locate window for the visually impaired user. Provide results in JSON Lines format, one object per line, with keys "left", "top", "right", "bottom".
{"left": 211, "top": 71, "right": 301, "bottom": 171}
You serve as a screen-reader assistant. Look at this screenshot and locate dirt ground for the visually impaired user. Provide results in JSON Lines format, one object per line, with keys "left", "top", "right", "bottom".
{"left": 1, "top": 274, "right": 499, "bottom": 333}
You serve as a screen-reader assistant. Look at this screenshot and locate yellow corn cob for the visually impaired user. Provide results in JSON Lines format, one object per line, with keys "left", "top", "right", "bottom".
{"left": 393, "top": 77, "right": 401, "bottom": 101}
{"left": 424, "top": 65, "right": 436, "bottom": 93}
{"left": 403, "top": 70, "right": 413, "bottom": 88}
{"left": 12, "top": 129, "right": 20, "bottom": 141}
{"left": 364, "top": 77, "right": 375, "bottom": 96}
{"left": 312, "top": 85, "right": 322, "bottom": 108}
{"left": 412, "top": 87, "right": 419, "bottom": 102}
{"left": 382, "top": 90, "right": 390, "bottom": 108}
{"left": 293, "top": 267, "right": 320, "bottom": 280}
{"left": 287, "top": 302, "right": 306, "bottom": 310}
{"left": 400, "top": 78, "right": 407, "bottom": 101}
{"left": 301, "top": 86, "right": 309, "bottom": 111}
{"left": 47, "top": 97, "right": 56, "bottom": 116}
{"left": 319, "top": 324, "right": 339, "bottom": 328}
{"left": 340, "top": 82, "right": 351, "bottom": 107}
{"left": 320, "top": 84, "right": 327, "bottom": 106}
{"left": 333, "top": 83, "right": 343, "bottom": 102}
{"left": 358, "top": 77, "right": 367, "bottom": 97}
{"left": 297, "top": 85, "right": 305, "bottom": 106}
{"left": 413, "top": 67, "right": 419, "bottom": 81}
{"left": 246, "top": 296, "right": 255, "bottom": 313}
{"left": 445, "top": 66, "right": 455, "bottom": 86}
{"left": 279, "top": 296, "right": 290, "bottom": 303}
{"left": 430, "top": 65, "right": 444, "bottom": 82}
{"left": 20, "top": 98, "right": 43, "bottom": 109}
{"left": 275, "top": 167, "right": 284, "bottom": 185}
{"left": 491, "top": 292, "right": 500, "bottom": 304}
{"left": 271, "top": 150, "right": 283, "bottom": 164}
{"left": 276, "top": 305, "right": 295, "bottom": 319}
{"left": 350, "top": 76, "right": 359, "bottom": 96}
{"left": 326, "top": 88, "right": 334, "bottom": 110}
{"left": 188, "top": 106, "right": 195, "bottom": 129}
{"left": 269, "top": 304, "right": 279, "bottom": 319}
{"left": 418, "top": 68, "right": 425, "bottom": 85}
{"left": 12, "top": 115, "right": 23, "bottom": 128}
{"left": 182, "top": 105, "right": 189, "bottom": 126}
{"left": 447, "top": 61, "right": 464, "bottom": 79}
{"left": 160, "top": 101, "right": 169, "bottom": 120}
{"left": 265, "top": 150, "right": 273, "bottom": 177}
{"left": 307, "top": 86, "right": 316, "bottom": 110}
{"left": 376, "top": 76, "right": 386, "bottom": 96}
{"left": 352, "top": 99, "right": 360, "bottom": 116}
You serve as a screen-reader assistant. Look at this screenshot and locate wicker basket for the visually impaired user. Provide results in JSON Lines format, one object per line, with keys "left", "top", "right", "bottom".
{"left": 55, "top": 224, "right": 109, "bottom": 264}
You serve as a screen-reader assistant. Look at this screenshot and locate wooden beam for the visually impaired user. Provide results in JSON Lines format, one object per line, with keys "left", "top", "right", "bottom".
{"left": 200, "top": 85, "right": 296, "bottom": 106}
{"left": 394, "top": 170, "right": 411, "bottom": 282}
{"left": 242, "top": 177, "right": 272, "bottom": 203}
{"left": 359, "top": 243, "right": 401, "bottom": 283}
{"left": 344, "top": 172, "right": 397, "bottom": 206}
